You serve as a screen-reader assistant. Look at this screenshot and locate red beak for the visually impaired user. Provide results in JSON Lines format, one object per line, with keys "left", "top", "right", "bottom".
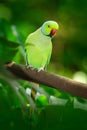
{"left": 50, "top": 29, "right": 56, "bottom": 36}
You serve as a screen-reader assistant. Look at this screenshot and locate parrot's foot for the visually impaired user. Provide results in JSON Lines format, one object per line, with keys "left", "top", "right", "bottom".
{"left": 26, "top": 65, "right": 39, "bottom": 72}
{"left": 26, "top": 65, "right": 44, "bottom": 72}
{"left": 26, "top": 65, "right": 34, "bottom": 69}
{"left": 36, "top": 67, "right": 44, "bottom": 72}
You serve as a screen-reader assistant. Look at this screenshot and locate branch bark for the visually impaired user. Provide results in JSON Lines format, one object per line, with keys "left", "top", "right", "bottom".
{"left": 6, "top": 62, "right": 87, "bottom": 99}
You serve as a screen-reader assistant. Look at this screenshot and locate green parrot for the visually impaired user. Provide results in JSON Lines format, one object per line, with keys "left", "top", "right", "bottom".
{"left": 25, "top": 21, "right": 59, "bottom": 102}
{"left": 25, "top": 20, "right": 59, "bottom": 70}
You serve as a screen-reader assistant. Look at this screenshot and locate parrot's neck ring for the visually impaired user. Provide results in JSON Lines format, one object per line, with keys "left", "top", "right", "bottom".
{"left": 41, "top": 28, "right": 52, "bottom": 38}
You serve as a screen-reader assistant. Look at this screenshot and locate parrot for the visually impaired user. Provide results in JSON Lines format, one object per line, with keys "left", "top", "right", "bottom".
{"left": 25, "top": 20, "right": 59, "bottom": 70}
{"left": 25, "top": 20, "right": 59, "bottom": 102}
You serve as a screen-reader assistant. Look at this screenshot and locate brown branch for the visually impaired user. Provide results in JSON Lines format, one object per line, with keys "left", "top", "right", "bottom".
{"left": 6, "top": 62, "right": 87, "bottom": 99}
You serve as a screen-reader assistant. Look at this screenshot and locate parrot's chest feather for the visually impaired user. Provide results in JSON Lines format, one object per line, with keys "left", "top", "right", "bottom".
{"left": 28, "top": 28, "right": 51, "bottom": 48}
{"left": 36, "top": 37, "right": 51, "bottom": 49}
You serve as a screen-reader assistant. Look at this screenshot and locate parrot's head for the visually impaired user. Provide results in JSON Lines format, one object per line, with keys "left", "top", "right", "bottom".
{"left": 41, "top": 21, "right": 59, "bottom": 38}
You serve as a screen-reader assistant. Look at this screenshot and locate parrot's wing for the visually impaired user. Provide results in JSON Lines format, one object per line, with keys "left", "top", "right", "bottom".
{"left": 25, "top": 42, "right": 34, "bottom": 66}
{"left": 44, "top": 51, "right": 51, "bottom": 70}
{"left": 44, "top": 44, "right": 52, "bottom": 70}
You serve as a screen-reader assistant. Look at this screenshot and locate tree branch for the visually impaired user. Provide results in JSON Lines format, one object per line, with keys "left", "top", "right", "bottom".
{"left": 6, "top": 62, "right": 87, "bottom": 99}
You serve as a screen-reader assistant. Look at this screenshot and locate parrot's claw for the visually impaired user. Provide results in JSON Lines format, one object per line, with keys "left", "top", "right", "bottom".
{"left": 26, "top": 65, "right": 34, "bottom": 69}
{"left": 37, "top": 67, "right": 44, "bottom": 72}
{"left": 26, "top": 65, "right": 44, "bottom": 72}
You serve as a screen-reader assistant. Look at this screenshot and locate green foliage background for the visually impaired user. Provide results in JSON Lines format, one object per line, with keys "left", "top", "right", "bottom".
{"left": 0, "top": 0, "right": 87, "bottom": 130}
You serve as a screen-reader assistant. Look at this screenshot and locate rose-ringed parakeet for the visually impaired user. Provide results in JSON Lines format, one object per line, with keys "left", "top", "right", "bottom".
{"left": 25, "top": 21, "right": 59, "bottom": 101}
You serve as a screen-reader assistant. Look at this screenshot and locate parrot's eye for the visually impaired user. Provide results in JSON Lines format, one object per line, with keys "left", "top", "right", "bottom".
{"left": 48, "top": 25, "right": 50, "bottom": 28}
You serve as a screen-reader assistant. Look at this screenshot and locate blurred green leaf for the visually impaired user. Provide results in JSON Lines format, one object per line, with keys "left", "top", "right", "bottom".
{"left": 0, "top": 18, "right": 21, "bottom": 63}
{"left": 0, "top": 95, "right": 87, "bottom": 130}
{"left": 0, "top": 18, "right": 18, "bottom": 42}
{"left": 0, "top": 37, "right": 19, "bottom": 63}
{"left": 35, "top": 95, "right": 48, "bottom": 109}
